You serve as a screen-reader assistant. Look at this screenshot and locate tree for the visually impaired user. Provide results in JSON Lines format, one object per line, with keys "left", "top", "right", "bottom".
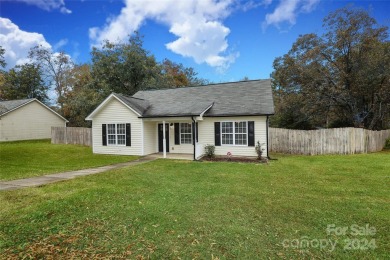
{"left": 161, "top": 59, "right": 192, "bottom": 87}
{"left": 29, "top": 45, "right": 74, "bottom": 112}
{"left": 161, "top": 59, "right": 209, "bottom": 87}
{"left": 0, "top": 63, "right": 48, "bottom": 102}
{"left": 62, "top": 64, "right": 99, "bottom": 127}
{"left": 0, "top": 46, "right": 6, "bottom": 98}
{"left": 91, "top": 33, "right": 209, "bottom": 97}
{"left": 0, "top": 46, "right": 6, "bottom": 69}
{"left": 272, "top": 6, "right": 390, "bottom": 130}
{"left": 91, "top": 32, "right": 159, "bottom": 96}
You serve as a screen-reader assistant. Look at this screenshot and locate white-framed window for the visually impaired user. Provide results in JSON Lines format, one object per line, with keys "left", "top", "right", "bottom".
{"left": 117, "top": 124, "right": 126, "bottom": 145}
{"left": 234, "top": 121, "right": 247, "bottom": 145}
{"left": 221, "top": 122, "right": 233, "bottom": 145}
{"left": 107, "top": 124, "right": 116, "bottom": 145}
{"left": 107, "top": 123, "right": 126, "bottom": 145}
{"left": 221, "top": 121, "right": 247, "bottom": 146}
{"left": 180, "top": 123, "right": 192, "bottom": 144}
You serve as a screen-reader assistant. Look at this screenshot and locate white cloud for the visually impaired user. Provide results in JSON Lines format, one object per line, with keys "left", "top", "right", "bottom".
{"left": 234, "top": 0, "right": 273, "bottom": 13}
{"left": 0, "top": 17, "right": 52, "bottom": 69}
{"left": 12, "top": 0, "right": 71, "bottom": 14}
{"left": 53, "top": 38, "right": 68, "bottom": 51}
{"left": 60, "top": 6, "right": 72, "bottom": 14}
{"left": 262, "top": 0, "right": 273, "bottom": 6}
{"left": 71, "top": 42, "right": 80, "bottom": 62}
{"left": 89, "top": 0, "right": 239, "bottom": 71}
{"left": 301, "top": 0, "right": 320, "bottom": 13}
{"left": 263, "top": 0, "right": 319, "bottom": 30}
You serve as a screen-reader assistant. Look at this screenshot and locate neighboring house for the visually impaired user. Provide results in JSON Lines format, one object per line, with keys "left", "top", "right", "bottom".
{"left": 86, "top": 79, "right": 274, "bottom": 159}
{"left": 0, "top": 98, "right": 68, "bottom": 142}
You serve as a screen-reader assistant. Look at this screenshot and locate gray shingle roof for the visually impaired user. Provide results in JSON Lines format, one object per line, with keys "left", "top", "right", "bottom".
{"left": 0, "top": 98, "right": 68, "bottom": 121}
{"left": 130, "top": 79, "right": 274, "bottom": 117}
{"left": 0, "top": 98, "right": 34, "bottom": 116}
{"left": 113, "top": 93, "right": 150, "bottom": 115}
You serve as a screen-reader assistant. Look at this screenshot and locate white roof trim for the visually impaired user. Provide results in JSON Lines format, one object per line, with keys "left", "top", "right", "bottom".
{"left": 200, "top": 103, "right": 213, "bottom": 117}
{"left": 0, "top": 99, "right": 68, "bottom": 122}
{"left": 85, "top": 93, "right": 141, "bottom": 120}
{"left": 198, "top": 103, "right": 214, "bottom": 120}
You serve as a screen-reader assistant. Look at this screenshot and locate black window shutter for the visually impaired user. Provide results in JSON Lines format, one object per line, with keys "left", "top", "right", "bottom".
{"left": 174, "top": 123, "right": 180, "bottom": 145}
{"left": 214, "top": 122, "right": 221, "bottom": 146}
{"left": 248, "top": 121, "right": 255, "bottom": 146}
{"left": 126, "top": 123, "right": 131, "bottom": 146}
{"left": 102, "top": 124, "right": 107, "bottom": 146}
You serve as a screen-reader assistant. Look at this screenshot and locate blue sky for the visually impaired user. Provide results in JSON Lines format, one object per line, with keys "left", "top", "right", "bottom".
{"left": 0, "top": 0, "right": 389, "bottom": 83}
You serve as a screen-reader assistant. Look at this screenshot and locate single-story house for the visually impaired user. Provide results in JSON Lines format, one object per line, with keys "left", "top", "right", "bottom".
{"left": 0, "top": 98, "right": 68, "bottom": 142}
{"left": 86, "top": 79, "right": 274, "bottom": 159}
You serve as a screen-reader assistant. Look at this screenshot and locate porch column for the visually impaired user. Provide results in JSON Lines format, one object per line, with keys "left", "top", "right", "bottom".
{"left": 163, "top": 120, "right": 166, "bottom": 158}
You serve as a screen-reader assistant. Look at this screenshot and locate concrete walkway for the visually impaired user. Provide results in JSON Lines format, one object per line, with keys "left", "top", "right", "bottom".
{"left": 0, "top": 156, "right": 156, "bottom": 191}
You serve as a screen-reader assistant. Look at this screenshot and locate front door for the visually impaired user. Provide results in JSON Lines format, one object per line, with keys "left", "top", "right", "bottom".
{"left": 158, "top": 124, "right": 169, "bottom": 152}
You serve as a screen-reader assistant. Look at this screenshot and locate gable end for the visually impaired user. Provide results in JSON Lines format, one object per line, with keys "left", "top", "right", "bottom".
{"left": 86, "top": 94, "right": 142, "bottom": 120}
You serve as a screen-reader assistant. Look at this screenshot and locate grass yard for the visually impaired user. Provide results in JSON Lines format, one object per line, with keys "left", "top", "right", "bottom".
{"left": 1, "top": 151, "right": 389, "bottom": 258}
{"left": 0, "top": 139, "right": 138, "bottom": 180}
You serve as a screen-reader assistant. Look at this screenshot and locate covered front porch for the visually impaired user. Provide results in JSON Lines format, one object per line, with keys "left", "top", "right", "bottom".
{"left": 142, "top": 117, "right": 203, "bottom": 160}
{"left": 147, "top": 153, "right": 194, "bottom": 160}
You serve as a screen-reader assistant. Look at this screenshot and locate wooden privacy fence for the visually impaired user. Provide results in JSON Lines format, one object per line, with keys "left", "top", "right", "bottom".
{"left": 51, "top": 127, "right": 92, "bottom": 146}
{"left": 269, "top": 127, "right": 390, "bottom": 155}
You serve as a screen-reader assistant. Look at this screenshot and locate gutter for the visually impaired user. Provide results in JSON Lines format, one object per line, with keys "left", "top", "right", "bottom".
{"left": 138, "top": 113, "right": 275, "bottom": 119}
{"left": 139, "top": 114, "right": 200, "bottom": 118}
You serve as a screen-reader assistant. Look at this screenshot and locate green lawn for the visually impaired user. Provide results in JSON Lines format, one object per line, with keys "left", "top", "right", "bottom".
{"left": 0, "top": 139, "right": 138, "bottom": 180}
{"left": 1, "top": 151, "right": 389, "bottom": 258}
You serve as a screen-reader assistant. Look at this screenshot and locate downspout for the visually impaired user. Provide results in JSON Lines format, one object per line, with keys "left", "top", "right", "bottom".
{"left": 163, "top": 120, "right": 166, "bottom": 158}
{"left": 266, "top": 115, "right": 270, "bottom": 159}
{"left": 192, "top": 116, "right": 196, "bottom": 161}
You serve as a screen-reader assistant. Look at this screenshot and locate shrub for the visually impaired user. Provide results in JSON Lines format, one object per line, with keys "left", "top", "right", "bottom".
{"left": 204, "top": 144, "right": 215, "bottom": 158}
{"left": 255, "top": 141, "right": 265, "bottom": 160}
{"left": 384, "top": 138, "right": 390, "bottom": 150}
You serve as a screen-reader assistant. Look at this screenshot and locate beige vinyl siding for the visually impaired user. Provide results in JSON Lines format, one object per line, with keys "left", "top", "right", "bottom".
{"left": 198, "top": 116, "right": 268, "bottom": 157}
{"left": 0, "top": 101, "right": 66, "bottom": 141}
{"left": 143, "top": 121, "right": 157, "bottom": 155}
{"left": 169, "top": 121, "right": 193, "bottom": 154}
{"left": 170, "top": 142, "right": 193, "bottom": 154}
{"left": 91, "top": 98, "right": 142, "bottom": 155}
